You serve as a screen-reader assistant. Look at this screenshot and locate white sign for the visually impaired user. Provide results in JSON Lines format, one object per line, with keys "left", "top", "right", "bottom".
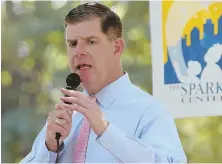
{"left": 149, "top": 1, "right": 222, "bottom": 118}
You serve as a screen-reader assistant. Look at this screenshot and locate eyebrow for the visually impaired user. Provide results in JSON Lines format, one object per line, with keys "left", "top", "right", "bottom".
{"left": 66, "top": 36, "right": 99, "bottom": 43}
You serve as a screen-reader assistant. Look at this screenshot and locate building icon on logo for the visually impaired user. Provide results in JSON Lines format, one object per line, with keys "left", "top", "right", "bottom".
{"left": 163, "top": 2, "right": 222, "bottom": 84}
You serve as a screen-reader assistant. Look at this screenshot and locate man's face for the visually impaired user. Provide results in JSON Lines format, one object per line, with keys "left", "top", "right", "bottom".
{"left": 65, "top": 18, "right": 122, "bottom": 94}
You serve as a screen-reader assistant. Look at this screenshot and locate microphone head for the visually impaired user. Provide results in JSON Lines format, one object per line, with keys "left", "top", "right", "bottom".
{"left": 66, "top": 73, "right": 81, "bottom": 88}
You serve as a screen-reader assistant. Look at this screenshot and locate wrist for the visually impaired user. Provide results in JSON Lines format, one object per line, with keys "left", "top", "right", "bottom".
{"left": 45, "top": 141, "right": 64, "bottom": 153}
{"left": 45, "top": 141, "right": 57, "bottom": 152}
{"left": 97, "top": 120, "right": 109, "bottom": 136}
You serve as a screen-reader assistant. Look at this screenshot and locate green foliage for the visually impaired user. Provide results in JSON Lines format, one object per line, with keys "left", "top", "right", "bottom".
{"left": 1, "top": 1, "right": 222, "bottom": 163}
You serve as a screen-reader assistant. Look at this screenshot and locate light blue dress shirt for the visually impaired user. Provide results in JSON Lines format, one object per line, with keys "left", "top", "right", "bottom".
{"left": 21, "top": 73, "right": 187, "bottom": 163}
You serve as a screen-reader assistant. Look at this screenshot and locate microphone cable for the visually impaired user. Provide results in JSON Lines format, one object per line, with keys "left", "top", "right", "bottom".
{"left": 55, "top": 133, "right": 61, "bottom": 163}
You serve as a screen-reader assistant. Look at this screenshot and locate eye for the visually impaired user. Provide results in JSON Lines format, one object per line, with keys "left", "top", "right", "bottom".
{"left": 69, "top": 41, "right": 77, "bottom": 47}
{"left": 88, "top": 40, "right": 96, "bottom": 45}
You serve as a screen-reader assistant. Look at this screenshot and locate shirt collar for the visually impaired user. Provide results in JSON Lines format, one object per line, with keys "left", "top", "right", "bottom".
{"left": 83, "top": 72, "right": 131, "bottom": 110}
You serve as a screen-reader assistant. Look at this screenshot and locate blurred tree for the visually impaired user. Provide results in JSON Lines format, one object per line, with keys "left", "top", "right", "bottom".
{"left": 1, "top": 1, "right": 222, "bottom": 163}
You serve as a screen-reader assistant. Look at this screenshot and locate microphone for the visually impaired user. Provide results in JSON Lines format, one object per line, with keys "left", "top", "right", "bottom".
{"left": 55, "top": 73, "right": 81, "bottom": 163}
{"left": 55, "top": 73, "right": 81, "bottom": 141}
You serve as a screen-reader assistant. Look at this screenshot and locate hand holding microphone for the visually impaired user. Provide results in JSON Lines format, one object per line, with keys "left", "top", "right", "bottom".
{"left": 45, "top": 71, "right": 108, "bottom": 163}
{"left": 45, "top": 73, "right": 80, "bottom": 153}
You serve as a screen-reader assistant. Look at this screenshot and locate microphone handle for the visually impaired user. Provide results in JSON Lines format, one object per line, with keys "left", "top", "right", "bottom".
{"left": 55, "top": 86, "right": 76, "bottom": 140}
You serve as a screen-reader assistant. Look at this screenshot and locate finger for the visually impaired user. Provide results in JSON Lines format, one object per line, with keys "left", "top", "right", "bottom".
{"left": 60, "top": 88, "right": 75, "bottom": 97}
{"left": 55, "top": 103, "right": 64, "bottom": 110}
{"left": 63, "top": 103, "right": 87, "bottom": 114}
{"left": 47, "top": 121, "right": 67, "bottom": 137}
{"left": 55, "top": 103, "right": 73, "bottom": 116}
{"left": 60, "top": 105, "right": 73, "bottom": 122}
{"left": 54, "top": 110, "right": 71, "bottom": 124}
{"left": 53, "top": 118, "right": 69, "bottom": 131}
{"left": 60, "top": 96, "right": 88, "bottom": 108}
{"left": 61, "top": 88, "right": 91, "bottom": 103}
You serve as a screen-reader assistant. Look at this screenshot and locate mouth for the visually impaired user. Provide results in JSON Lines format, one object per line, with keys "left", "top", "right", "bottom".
{"left": 76, "top": 64, "right": 92, "bottom": 70}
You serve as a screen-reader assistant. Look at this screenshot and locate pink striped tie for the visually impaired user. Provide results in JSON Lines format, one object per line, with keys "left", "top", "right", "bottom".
{"left": 73, "top": 96, "right": 96, "bottom": 163}
{"left": 73, "top": 117, "right": 91, "bottom": 163}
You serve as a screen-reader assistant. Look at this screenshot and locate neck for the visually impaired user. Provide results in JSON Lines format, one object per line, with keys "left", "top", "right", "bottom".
{"left": 87, "top": 66, "right": 124, "bottom": 95}
{"left": 107, "top": 66, "right": 124, "bottom": 87}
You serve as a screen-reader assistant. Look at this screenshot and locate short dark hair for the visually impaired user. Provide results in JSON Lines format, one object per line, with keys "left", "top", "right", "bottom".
{"left": 64, "top": 2, "right": 123, "bottom": 40}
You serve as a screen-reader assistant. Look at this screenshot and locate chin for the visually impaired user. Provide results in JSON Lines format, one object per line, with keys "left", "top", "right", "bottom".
{"left": 81, "top": 80, "right": 92, "bottom": 89}
{"left": 81, "top": 80, "right": 98, "bottom": 94}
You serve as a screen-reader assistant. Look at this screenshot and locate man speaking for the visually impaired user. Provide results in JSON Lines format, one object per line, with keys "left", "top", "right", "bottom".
{"left": 21, "top": 2, "right": 187, "bottom": 163}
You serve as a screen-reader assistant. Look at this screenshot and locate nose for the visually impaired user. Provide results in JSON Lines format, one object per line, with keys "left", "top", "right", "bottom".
{"left": 74, "top": 40, "right": 86, "bottom": 57}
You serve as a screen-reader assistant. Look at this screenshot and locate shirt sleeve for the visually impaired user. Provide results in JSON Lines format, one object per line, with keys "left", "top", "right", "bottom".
{"left": 20, "top": 124, "right": 60, "bottom": 163}
{"left": 96, "top": 108, "right": 187, "bottom": 163}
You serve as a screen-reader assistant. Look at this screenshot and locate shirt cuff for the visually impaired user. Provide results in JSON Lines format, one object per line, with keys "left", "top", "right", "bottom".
{"left": 48, "top": 141, "right": 65, "bottom": 163}
{"left": 96, "top": 123, "right": 126, "bottom": 149}
{"left": 48, "top": 151, "right": 57, "bottom": 163}
{"left": 31, "top": 140, "right": 58, "bottom": 163}
{"left": 95, "top": 123, "right": 127, "bottom": 162}
{"left": 96, "top": 123, "right": 155, "bottom": 163}
{"left": 30, "top": 140, "right": 51, "bottom": 163}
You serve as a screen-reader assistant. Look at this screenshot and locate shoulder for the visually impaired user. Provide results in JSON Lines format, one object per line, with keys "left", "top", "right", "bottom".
{"left": 128, "top": 84, "right": 162, "bottom": 106}
{"left": 125, "top": 83, "right": 169, "bottom": 115}
{"left": 128, "top": 84, "right": 175, "bottom": 129}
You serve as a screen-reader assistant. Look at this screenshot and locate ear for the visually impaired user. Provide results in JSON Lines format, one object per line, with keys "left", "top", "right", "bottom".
{"left": 113, "top": 38, "right": 125, "bottom": 56}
